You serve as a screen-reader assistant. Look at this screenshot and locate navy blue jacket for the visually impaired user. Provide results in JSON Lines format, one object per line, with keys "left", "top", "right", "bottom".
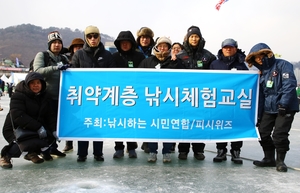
{"left": 210, "top": 49, "right": 248, "bottom": 70}
{"left": 246, "top": 43, "right": 299, "bottom": 114}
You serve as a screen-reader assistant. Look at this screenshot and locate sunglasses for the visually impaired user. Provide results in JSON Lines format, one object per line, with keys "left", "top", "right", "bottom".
{"left": 86, "top": 34, "right": 99, "bottom": 39}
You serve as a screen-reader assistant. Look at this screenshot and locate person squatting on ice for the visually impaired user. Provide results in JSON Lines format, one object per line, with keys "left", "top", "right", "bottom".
{"left": 0, "top": 72, "right": 60, "bottom": 169}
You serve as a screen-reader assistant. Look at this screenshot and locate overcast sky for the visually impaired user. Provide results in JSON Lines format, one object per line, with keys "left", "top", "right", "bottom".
{"left": 0, "top": 0, "right": 299, "bottom": 61}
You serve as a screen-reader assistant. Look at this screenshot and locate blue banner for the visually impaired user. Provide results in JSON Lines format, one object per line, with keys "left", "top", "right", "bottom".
{"left": 57, "top": 69, "right": 260, "bottom": 142}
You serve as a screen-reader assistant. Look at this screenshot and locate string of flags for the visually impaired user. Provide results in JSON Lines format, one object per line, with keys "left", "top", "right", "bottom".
{"left": 216, "top": 0, "right": 229, "bottom": 11}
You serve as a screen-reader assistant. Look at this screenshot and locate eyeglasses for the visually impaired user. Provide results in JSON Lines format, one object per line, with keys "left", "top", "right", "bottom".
{"left": 172, "top": 47, "right": 182, "bottom": 50}
{"left": 86, "top": 34, "right": 99, "bottom": 39}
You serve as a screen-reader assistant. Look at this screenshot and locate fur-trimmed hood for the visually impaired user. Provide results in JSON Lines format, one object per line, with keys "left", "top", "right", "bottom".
{"left": 245, "top": 43, "right": 275, "bottom": 69}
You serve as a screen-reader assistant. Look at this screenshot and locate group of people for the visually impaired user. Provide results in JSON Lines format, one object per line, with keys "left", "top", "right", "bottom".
{"left": 0, "top": 25, "right": 298, "bottom": 173}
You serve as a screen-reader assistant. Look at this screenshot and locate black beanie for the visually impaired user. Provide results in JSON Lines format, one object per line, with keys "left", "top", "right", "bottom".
{"left": 186, "top": 26, "right": 202, "bottom": 39}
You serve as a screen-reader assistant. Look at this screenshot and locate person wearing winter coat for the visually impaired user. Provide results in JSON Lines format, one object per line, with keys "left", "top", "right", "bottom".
{"left": 176, "top": 26, "right": 216, "bottom": 161}
{"left": 72, "top": 25, "right": 116, "bottom": 162}
{"left": 111, "top": 30, "right": 145, "bottom": 159}
{"left": 245, "top": 43, "right": 299, "bottom": 172}
{"left": 62, "top": 37, "right": 85, "bottom": 153}
{"left": 210, "top": 38, "right": 248, "bottom": 164}
{"left": 139, "top": 36, "right": 182, "bottom": 163}
{"left": 0, "top": 72, "right": 58, "bottom": 169}
{"left": 33, "top": 31, "right": 67, "bottom": 158}
{"left": 136, "top": 27, "right": 155, "bottom": 58}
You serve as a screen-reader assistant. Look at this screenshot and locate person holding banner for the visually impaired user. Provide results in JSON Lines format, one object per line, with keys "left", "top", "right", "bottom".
{"left": 33, "top": 31, "right": 68, "bottom": 159}
{"left": 0, "top": 72, "right": 58, "bottom": 168}
{"left": 245, "top": 43, "right": 299, "bottom": 172}
{"left": 176, "top": 26, "right": 216, "bottom": 160}
{"left": 210, "top": 38, "right": 248, "bottom": 164}
{"left": 62, "top": 38, "right": 85, "bottom": 153}
{"left": 136, "top": 27, "right": 155, "bottom": 59}
{"left": 112, "top": 30, "right": 145, "bottom": 158}
{"left": 136, "top": 27, "right": 156, "bottom": 153}
{"left": 71, "top": 25, "right": 116, "bottom": 162}
{"left": 139, "top": 36, "right": 182, "bottom": 163}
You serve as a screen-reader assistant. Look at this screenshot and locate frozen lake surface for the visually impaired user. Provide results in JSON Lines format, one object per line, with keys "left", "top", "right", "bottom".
{"left": 0, "top": 95, "right": 299, "bottom": 193}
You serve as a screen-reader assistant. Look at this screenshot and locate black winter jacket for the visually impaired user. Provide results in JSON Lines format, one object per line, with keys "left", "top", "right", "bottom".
{"left": 2, "top": 72, "right": 56, "bottom": 143}
{"left": 72, "top": 42, "right": 116, "bottom": 68}
{"left": 139, "top": 55, "right": 182, "bottom": 69}
{"left": 113, "top": 31, "right": 145, "bottom": 68}
{"left": 176, "top": 38, "right": 216, "bottom": 69}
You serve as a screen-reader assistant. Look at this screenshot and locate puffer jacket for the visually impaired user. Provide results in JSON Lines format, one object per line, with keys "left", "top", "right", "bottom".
{"left": 176, "top": 38, "right": 216, "bottom": 69}
{"left": 210, "top": 49, "right": 248, "bottom": 70}
{"left": 113, "top": 31, "right": 145, "bottom": 68}
{"left": 139, "top": 55, "right": 182, "bottom": 69}
{"left": 245, "top": 43, "right": 299, "bottom": 114}
{"left": 2, "top": 72, "right": 56, "bottom": 143}
{"left": 72, "top": 42, "right": 116, "bottom": 68}
{"left": 33, "top": 50, "right": 69, "bottom": 100}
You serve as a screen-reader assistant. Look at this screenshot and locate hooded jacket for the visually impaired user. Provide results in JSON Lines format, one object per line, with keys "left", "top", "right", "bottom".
{"left": 2, "top": 72, "right": 56, "bottom": 143}
{"left": 245, "top": 43, "right": 299, "bottom": 114}
{"left": 176, "top": 36, "right": 216, "bottom": 69}
{"left": 112, "top": 31, "right": 145, "bottom": 68}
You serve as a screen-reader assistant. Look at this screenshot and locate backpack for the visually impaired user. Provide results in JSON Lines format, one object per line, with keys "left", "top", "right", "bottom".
{"left": 29, "top": 51, "right": 69, "bottom": 71}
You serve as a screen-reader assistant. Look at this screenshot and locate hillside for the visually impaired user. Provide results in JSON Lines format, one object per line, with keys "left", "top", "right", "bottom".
{"left": 0, "top": 24, "right": 114, "bottom": 67}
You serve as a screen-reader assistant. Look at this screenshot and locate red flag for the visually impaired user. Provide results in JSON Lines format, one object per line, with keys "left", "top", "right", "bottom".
{"left": 216, "top": 0, "right": 228, "bottom": 11}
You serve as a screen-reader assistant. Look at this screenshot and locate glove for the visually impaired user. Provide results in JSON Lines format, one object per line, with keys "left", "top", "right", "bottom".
{"left": 52, "top": 131, "right": 60, "bottom": 142}
{"left": 57, "top": 63, "right": 71, "bottom": 70}
{"left": 278, "top": 106, "right": 286, "bottom": 116}
{"left": 37, "top": 126, "right": 47, "bottom": 139}
{"left": 255, "top": 118, "right": 261, "bottom": 127}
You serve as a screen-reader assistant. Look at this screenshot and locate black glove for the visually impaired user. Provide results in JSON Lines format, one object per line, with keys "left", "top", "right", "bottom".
{"left": 58, "top": 63, "right": 71, "bottom": 70}
{"left": 278, "top": 106, "right": 286, "bottom": 116}
{"left": 37, "top": 126, "right": 47, "bottom": 139}
{"left": 256, "top": 118, "right": 261, "bottom": 127}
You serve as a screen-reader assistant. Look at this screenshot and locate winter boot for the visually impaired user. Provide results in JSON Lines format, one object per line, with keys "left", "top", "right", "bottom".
{"left": 178, "top": 152, "right": 188, "bottom": 160}
{"left": 213, "top": 149, "right": 227, "bottom": 162}
{"left": 194, "top": 152, "right": 205, "bottom": 160}
{"left": 128, "top": 150, "right": 137, "bottom": 158}
{"left": 113, "top": 150, "right": 124, "bottom": 158}
{"left": 148, "top": 153, "right": 157, "bottom": 162}
{"left": 0, "top": 156, "right": 12, "bottom": 169}
{"left": 230, "top": 149, "right": 243, "bottom": 164}
{"left": 63, "top": 141, "right": 73, "bottom": 152}
{"left": 276, "top": 152, "right": 288, "bottom": 172}
{"left": 253, "top": 150, "right": 276, "bottom": 167}
{"left": 141, "top": 143, "right": 150, "bottom": 153}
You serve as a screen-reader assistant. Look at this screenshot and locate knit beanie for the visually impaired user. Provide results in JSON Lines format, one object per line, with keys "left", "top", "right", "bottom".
{"left": 84, "top": 25, "right": 100, "bottom": 36}
{"left": 155, "top": 36, "right": 172, "bottom": 49}
{"left": 153, "top": 36, "right": 172, "bottom": 61}
{"left": 48, "top": 31, "right": 63, "bottom": 50}
{"left": 84, "top": 25, "right": 100, "bottom": 47}
{"left": 186, "top": 26, "right": 202, "bottom": 39}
